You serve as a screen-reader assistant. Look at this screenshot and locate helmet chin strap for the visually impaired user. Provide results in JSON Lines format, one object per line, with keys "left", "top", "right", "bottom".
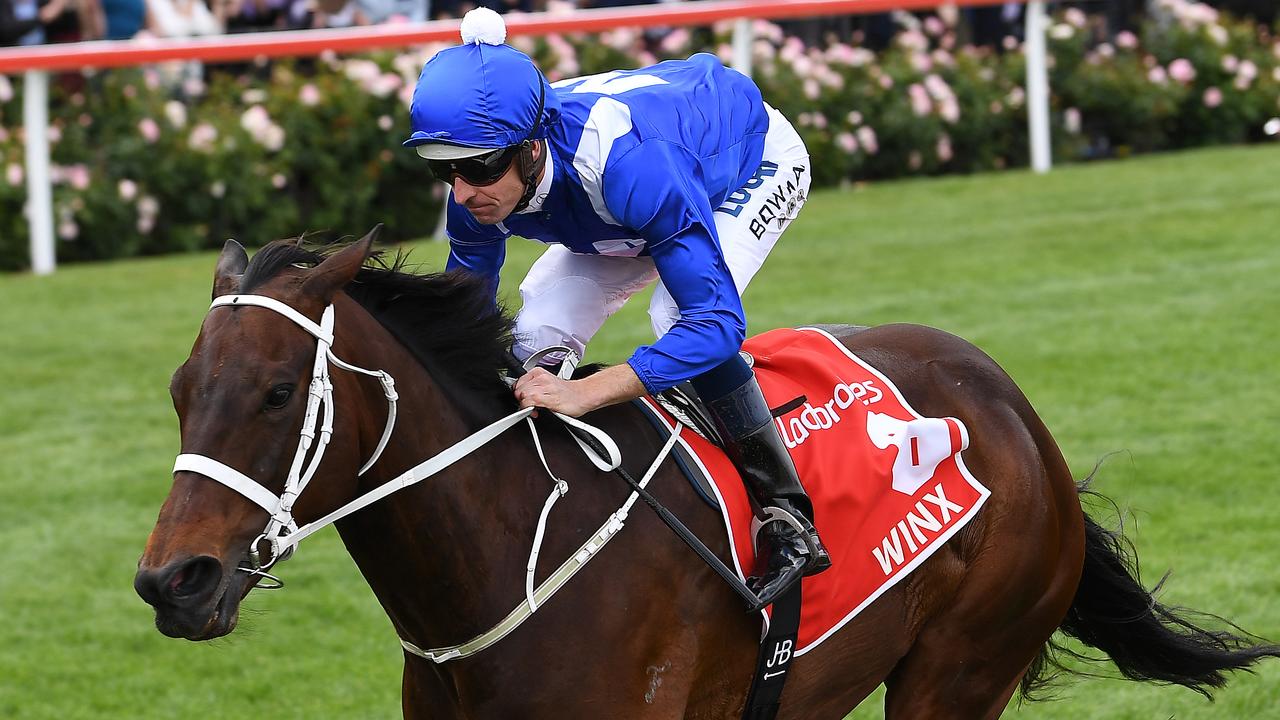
{"left": 512, "top": 139, "right": 547, "bottom": 214}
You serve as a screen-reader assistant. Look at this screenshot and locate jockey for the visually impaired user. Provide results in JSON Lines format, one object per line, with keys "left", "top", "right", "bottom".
{"left": 405, "top": 8, "right": 829, "bottom": 610}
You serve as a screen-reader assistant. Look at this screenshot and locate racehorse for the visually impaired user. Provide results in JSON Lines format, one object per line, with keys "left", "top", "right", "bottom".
{"left": 135, "top": 231, "right": 1280, "bottom": 719}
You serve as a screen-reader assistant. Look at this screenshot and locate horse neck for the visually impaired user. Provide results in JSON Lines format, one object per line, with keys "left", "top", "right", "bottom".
{"left": 322, "top": 294, "right": 553, "bottom": 654}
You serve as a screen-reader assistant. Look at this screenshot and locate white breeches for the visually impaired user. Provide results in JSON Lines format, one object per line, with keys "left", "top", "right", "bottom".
{"left": 512, "top": 104, "right": 812, "bottom": 362}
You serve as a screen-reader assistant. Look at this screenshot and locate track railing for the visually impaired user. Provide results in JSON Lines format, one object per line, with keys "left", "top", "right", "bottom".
{"left": 0, "top": 0, "right": 1050, "bottom": 274}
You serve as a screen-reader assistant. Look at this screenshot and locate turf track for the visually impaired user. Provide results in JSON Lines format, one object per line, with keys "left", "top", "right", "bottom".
{"left": 0, "top": 145, "right": 1277, "bottom": 718}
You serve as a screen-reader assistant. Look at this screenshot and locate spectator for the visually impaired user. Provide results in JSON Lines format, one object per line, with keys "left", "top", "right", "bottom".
{"left": 100, "top": 0, "right": 147, "bottom": 38}
{"left": 358, "top": 0, "right": 426, "bottom": 24}
{"left": 148, "top": 0, "right": 221, "bottom": 87}
{"left": 310, "top": 0, "right": 368, "bottom": 28}
{"left": 47, "top": 0, "right": 105, "bottom": 41}
{"left": 148, "top": 0, "right": 220, "bottom": 36}
{"left": 217, "top": 0, "right": 306, "bottom": 32}
{"left": 1, "top": 0, "right": 74, "bottom": 45}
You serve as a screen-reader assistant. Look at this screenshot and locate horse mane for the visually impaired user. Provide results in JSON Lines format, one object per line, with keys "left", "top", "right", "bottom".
{"left": 241, "top": 240, "right": 520, "bottom": 417}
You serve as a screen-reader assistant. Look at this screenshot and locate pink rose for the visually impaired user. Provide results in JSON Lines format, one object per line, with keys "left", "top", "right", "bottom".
{"left": 118, "top": 179, "right": 138, "bottom": 201}
{"left": 299, "top": 83, "right": 321, "bottom": 107}
{"left": 909, "top": 53, "right": 933, "bottom": 73}
{"left": 67, "top": 164, "right": 90, "bottom": 191}
{"left": 189, "top": 123, "right": 218, "bottom": 153}
{"left": 1148, "top": 66, "right": 1168, "bottom": 84}
{"left": 6, "top": 163, "right": 22, "bottom": 187}
{"left": 659, "top": 28, "right": 690, "bottom": 55}
{"left": 836, "top": 132, "right": 858, "bottom": 154}
{"left": 936, "top": 134, "right": 953, "bottom": 163}
{"left": 1115, "top": 31, "right": 1138, "bottom": 50}
{"left": 856, "top": 126, "right": 878, "bottom": 155}
{"left": 1202, "top": 86, "right": 1223, "bottom": 108}
{"left": 1064, "top": 107, "right": 1081, "bottom": 134}
{"left": 908, "top": 83, "right": 932, "bottom": 117}
{"left": 1168, "top": 58, "right": 1196, "bottom": 83}
{"left": 938, "top": 98, "right": 960, "bottom": 124}
{"left": 138, "top": 117, "right": 160, "bottom": 144}
{"left": 164, "top": 100, "right": 187, "bottom": 128}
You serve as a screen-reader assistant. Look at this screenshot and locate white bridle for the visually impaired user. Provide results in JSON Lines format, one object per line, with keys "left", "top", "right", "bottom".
{"left": 173, "top": 294, "right": 399, "bottom": 584}
{"left": 172, "top": 293, "right": 677, "bottom": 663}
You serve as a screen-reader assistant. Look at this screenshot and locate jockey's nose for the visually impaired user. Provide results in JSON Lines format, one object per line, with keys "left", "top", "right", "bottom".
{"left": 452, "top": 177, "right": 478, "bottom": 205}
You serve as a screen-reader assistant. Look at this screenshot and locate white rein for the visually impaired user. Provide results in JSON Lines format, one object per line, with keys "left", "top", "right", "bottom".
{"left": 172, "top": 294, "right": 679, "bottom": 663}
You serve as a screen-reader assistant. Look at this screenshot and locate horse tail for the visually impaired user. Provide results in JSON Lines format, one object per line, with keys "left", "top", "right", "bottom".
{"left": 1021, "top": 483, "right": 1280, "bottom": 700}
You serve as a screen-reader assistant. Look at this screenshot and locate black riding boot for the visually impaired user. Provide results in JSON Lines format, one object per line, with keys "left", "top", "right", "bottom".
{"left": 705, "top": 374, "right": 832, "bottom": 611}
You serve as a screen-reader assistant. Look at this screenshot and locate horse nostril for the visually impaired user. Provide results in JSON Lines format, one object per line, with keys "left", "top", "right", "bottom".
{"left": 135, "top": 556, "right": 223, "bottom": 608}
{"left": 169, "top": 556, "right": 219, "bottom": 599}
{"left": 168, "top": 556, "right": 222, "bottom": 604}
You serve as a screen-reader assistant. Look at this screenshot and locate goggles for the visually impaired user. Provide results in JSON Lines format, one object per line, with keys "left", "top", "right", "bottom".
{"left": 420, "top": 76, "right": 547, "bottom": 189}
{"left": 426, "top": 145, "right": 522, "bottom": 187}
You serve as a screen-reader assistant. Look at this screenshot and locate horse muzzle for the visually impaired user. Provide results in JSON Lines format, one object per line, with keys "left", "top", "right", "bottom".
{"left": 134, "top": 555, "right": 246, "bottom": 640}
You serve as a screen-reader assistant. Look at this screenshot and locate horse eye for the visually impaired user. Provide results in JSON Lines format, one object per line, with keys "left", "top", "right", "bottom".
{"left": 265, "top": 384, "right": 294, "bottom": 410}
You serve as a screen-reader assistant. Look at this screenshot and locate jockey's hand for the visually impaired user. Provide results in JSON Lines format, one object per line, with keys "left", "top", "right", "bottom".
{"left": 514, "top": 368, "right": 594, "bottom": 418}
{"left": 513, "top": 363, "right": 647, "bottom": 418}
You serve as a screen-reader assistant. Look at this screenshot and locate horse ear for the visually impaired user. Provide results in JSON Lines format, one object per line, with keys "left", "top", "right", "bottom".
{"left": 302, "top": 225, "right": 381, "bottom": 302}
{"left": 213, "top": 239, "right": 248, "bottom": 299}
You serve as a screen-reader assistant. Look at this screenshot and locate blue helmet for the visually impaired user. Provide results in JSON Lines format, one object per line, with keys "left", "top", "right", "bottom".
{"left": 404, "top": 9, "right": 561, "bottom": 161}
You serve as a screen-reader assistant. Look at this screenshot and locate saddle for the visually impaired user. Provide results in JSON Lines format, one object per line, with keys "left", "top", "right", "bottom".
{"left": 638, "top": 382, "right": 808, "bottom": 512}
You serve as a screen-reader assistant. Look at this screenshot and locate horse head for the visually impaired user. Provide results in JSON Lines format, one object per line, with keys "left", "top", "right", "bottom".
{"left": 135, "top": 229, "right": 379, "bottom": 641}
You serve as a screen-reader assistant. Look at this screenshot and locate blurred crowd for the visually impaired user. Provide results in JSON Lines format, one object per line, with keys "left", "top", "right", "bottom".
{"left": 0, "top": 0, "right": 688, "bottom": 46}
{"left": 0, "top": 0, "right": 1273, "bottom": 49}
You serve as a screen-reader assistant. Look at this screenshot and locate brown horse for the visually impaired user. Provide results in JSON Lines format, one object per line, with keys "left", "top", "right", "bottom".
{"left": 136, "top": 233, "right": 1280, "bottom": 719}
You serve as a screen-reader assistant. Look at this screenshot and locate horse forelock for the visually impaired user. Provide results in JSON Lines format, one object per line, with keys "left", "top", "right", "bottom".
{"left": 238, "top": 239, "right": 518, "bottom": 410}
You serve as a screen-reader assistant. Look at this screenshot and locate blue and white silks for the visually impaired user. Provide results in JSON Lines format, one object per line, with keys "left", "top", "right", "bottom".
{"left": 425, "top": 54, "right": 772, "bottom": 394}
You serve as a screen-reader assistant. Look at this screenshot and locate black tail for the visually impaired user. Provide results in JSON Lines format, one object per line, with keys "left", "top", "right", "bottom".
{"left": 1022, "top": 485, "right": 1280, "bottom": 700}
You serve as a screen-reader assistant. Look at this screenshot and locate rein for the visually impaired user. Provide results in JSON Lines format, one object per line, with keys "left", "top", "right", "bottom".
{"left": 173, "top": 293, "right": 678, "bottom": 663}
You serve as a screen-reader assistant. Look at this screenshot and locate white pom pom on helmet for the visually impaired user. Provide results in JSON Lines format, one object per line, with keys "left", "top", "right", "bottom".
{"left": 460, "top": 7, "right": 507, "bottom": 46}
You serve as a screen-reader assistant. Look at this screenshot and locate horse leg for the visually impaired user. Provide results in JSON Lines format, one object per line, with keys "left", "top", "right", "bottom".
{"left": 881, "top": 616, "right": 1042, "bottom": 720}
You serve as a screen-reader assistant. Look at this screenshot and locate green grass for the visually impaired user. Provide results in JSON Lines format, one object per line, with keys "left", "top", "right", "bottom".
{"left": 2, "top": 145, "right": 1278, "bottom": 718}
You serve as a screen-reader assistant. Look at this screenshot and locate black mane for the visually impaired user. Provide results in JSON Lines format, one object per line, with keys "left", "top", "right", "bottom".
{"left": 241, "top": 240, "right": 519, "bottom": 416}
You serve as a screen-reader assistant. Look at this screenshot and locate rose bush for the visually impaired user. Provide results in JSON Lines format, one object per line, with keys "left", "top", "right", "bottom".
{"left": 0, "top": 1, "right": 1276, "bottom": 270}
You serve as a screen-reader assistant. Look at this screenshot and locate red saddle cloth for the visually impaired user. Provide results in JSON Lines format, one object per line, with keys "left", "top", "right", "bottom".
{"left": 642, "top": 327, "right": 991, "bottom": 656}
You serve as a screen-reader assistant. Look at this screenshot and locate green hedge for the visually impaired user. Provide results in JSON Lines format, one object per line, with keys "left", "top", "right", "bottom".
{"left": 0, "top": 1, "right": 1276, "bottom": 270}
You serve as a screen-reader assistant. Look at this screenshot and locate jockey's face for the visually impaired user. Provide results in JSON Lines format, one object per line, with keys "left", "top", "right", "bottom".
{"left": 452, "top": 142, "right": 541, "bottom": 225}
